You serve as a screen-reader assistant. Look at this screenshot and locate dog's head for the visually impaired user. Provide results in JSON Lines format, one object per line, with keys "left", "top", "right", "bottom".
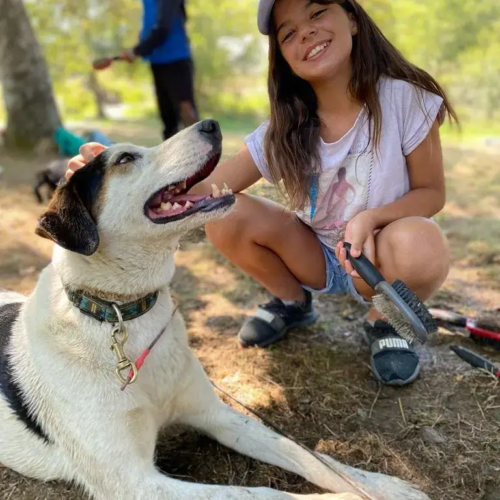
{"left": 35, "top": 120, "right": 234, "bottom": 257}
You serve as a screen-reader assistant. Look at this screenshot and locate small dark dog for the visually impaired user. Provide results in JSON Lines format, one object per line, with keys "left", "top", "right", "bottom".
{"left": 33, "top": 158, "right": 68, "bottom": 204}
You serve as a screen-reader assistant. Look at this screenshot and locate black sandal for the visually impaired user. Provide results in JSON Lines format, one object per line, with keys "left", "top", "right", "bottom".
{"left": 238, "top": 291, "right": 318, "bottom": 348}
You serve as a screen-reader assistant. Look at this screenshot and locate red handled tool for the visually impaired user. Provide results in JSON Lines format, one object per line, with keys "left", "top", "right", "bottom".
{"left": 92, "top": 56, "right": 123, "bottom": 71}
{"left": 431, "top": 308, "right": 500, "bottom": 349}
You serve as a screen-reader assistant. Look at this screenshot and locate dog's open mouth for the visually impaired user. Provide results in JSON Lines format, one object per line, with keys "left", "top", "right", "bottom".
{"left": 145, "top": 153, "right": 234, "bottom": 224}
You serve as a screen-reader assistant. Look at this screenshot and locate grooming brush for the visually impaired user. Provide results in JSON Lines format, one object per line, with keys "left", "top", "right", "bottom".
{"left": 430, "top": 308, "right": 500, "bottom": 350}
{"left": 92, "top": 56, "right": 123, "bottom": 71}
{"left": 343, "top": 242, "right": 436, "bottom": 344}
{"left": 450, "top": 345, "right": 500, "bottom": 379}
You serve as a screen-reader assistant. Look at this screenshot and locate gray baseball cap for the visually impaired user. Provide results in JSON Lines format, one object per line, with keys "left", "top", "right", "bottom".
{"left": 258, "top": 0, "right": 276, "bottom": 35}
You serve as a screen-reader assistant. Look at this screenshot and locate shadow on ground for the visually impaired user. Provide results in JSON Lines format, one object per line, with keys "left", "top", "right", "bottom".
{"left": 0, "top": 129, "right": 499, "bottom": 500}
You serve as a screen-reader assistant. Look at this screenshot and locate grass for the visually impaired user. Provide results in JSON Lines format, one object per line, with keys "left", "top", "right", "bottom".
{"left": 0, "top": 117, "right": 499, "bottom": 500}
{"left": 440, "top": 121, "right": 500, "bottom": 146}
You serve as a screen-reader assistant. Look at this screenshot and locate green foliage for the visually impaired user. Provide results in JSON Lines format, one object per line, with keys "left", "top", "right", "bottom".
{"left": 1, "top": 0, "right": 498, "bottom": 131}
{"left": 18, "top": 0, "right": 266, "bottom": 123}
{"left": 55, "top": 78, "right": 96, "bottom": 118}
{"left": 366, "top": 0, "right": 500, "bottom": 124}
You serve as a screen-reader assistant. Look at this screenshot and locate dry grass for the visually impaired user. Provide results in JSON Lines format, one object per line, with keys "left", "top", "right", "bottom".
{"left": 0, "top": 121, "right": 499, "bottom": 500}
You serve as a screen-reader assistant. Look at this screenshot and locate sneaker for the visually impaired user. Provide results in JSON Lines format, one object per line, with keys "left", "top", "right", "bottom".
{"left": 238, "top": 290, "right": 318, "bottom": 348}
{"left": 363, "top": 320, "right": 420, "bottom": 386}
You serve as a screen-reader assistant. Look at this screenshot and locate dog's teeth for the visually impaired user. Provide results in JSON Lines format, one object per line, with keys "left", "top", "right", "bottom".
{"left": 180, "top": 181, "right": 187, "bottom": 189}
{"left": 211, "top": 184, "right": 221, "bottom": 198}
{"left": 161, "top": 202, "right": 172, "bottom": 211}
{"left": 221, "top": 183, "right": 233, "bottom": 196}
{"left": 172, "top": 202, "right": 182, "bottom": 210}
{"left": 185, "top": 201, "right": 194, "bottom": 209}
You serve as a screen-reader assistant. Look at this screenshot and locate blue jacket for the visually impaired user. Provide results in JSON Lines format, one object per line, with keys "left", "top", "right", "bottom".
{"left": 134, "top": 0, "right": 191, "bottom": 64}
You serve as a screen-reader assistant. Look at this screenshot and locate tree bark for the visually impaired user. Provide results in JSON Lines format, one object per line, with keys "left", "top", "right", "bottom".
{"left": 87, "top": 72, "right": 107, "bottom": 120}
{"left": 0, "top": 0, "right": 61, "bottom": 150}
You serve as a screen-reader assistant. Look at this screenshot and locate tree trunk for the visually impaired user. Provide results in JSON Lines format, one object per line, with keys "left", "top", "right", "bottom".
{"left": 0, "top": 0, "right": 61, "bottom": 150}
{"left": 87, "top": 72, "right": 107, "bottom": 120}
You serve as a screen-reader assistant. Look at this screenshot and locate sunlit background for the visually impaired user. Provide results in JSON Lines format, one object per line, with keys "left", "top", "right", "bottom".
{"left": 1, "top": 0, "right": 499, "bottom": 137}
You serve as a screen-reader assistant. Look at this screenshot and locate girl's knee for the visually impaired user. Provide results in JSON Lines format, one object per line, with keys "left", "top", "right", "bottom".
{"left": 386, "top": 217, "right": 447, "bottom": 254}
{"left": 205, "top": 194, "right": 253, "bottom": 248}
{"left": 207, "top": 194, "right": 293, "bottom": 248}
{"left": 380, "top": 217, "right": 450, "bottom": 282}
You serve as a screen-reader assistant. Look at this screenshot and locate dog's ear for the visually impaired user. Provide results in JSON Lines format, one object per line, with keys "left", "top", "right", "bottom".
{"left": 35, "top": 155, "right": 107, "bottom": 256}
{"left": 36, "top": 182, "right": 99, "bottom": 256}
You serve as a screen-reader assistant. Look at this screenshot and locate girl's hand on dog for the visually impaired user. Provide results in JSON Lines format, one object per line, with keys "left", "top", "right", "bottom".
{"left": 336, "top": 210, "right": 378, "bottom": 279}
{"left": 66, "top": 142, "right": 107, "bottom": 179}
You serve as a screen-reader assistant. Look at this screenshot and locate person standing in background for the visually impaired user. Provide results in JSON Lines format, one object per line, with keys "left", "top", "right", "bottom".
{"left": 122, "top": 0, "right": 199, "bottom": 139}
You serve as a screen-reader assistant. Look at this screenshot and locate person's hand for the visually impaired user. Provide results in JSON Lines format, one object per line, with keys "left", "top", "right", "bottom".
{"left": 120, "top": 48, "right": 137, "bottom": 63}
{"left": 335, "top": 210, "right": 379, "bottom": 279}
{"left": 66, "top": 142, "right": 107, "bottom": 179}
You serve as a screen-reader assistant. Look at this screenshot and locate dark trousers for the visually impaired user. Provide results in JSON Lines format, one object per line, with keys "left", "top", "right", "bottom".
{"left": 150, "top": 58, "right": 198, "bottom": 140}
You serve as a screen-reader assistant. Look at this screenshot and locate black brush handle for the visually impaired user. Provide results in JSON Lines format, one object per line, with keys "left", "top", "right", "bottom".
{"left": 343, "top": 242, "right": 385, "bottom": 289}
{"left": 450, "top": 345, "right": 500, "bottom": 378}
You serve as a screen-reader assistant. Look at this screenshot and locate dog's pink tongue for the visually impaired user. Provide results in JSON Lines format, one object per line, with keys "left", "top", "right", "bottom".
{"left": 150, "top": 192, "right": 164, "bottom": 206}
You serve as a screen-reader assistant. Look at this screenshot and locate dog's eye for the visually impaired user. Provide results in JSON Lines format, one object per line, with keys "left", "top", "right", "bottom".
{"left": 115, "top": 153, "right": 135, "bottom": 165}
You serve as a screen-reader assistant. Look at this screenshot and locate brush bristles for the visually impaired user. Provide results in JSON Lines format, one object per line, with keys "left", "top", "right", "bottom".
{"left": 372, "top": 280, "right": 437, "bottom": 344}
{"left": 372, "top": 294, "right": 419, "bottom": 344}
{"left": 392, "top": 281, "right": 437, "bottom": 333}
{"left": 471, "top": 334, "right": 500, "bottom": 350}
{"left": 476, "top": 311, "right": 500, "bottom": 333}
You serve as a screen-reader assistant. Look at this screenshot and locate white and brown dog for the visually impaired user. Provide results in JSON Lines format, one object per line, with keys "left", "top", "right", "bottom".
{"left": 0, "top": 121, "right": 430, "bottom": 500}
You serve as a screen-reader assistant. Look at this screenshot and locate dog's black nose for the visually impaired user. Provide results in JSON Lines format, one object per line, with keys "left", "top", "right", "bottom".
{"left": 198, "top": 119, "right": 221, "bottom": 139}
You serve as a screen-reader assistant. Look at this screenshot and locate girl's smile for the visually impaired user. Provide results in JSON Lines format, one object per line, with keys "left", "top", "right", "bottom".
{"left": 274, "top": 0, "right": 355, "bottom": 82}
{"left": 304, "top": 39, "right": 332, "bottom": 61}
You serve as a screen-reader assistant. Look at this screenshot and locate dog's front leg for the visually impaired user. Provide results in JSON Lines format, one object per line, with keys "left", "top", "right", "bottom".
{"left": 174, "top": 361, "right": 429, "bottom": 500}
{"left": 87, "top": 471, "right": 364, "bottom": 500}
{"left": 183, "top": 402, "right": 431, "bottom": 500}
{"left": 59, "top": 406, "right": 358, "bottom": 500}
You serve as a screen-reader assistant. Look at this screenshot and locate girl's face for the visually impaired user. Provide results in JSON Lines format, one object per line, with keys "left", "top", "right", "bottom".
{"left": 273, "top": 0, "right": 357, "bottom": 83}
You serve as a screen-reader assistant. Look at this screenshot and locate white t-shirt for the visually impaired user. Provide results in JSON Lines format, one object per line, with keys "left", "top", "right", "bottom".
{"left": 245, "top": 77, "right": 444, "bottom": 250}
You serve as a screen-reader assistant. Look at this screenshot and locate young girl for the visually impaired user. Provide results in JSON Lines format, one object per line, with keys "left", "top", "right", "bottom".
{"left": 69, "top": 0, "right": 455, "bottom": 386}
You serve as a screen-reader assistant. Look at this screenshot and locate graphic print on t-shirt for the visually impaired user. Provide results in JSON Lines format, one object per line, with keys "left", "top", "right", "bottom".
{"left": 298, "top": 149, "right": 373, "bottom": 249}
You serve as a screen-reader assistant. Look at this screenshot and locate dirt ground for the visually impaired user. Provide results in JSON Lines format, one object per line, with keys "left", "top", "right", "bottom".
{"left": 0, "top": 122, "right": 499, "bottom": 500}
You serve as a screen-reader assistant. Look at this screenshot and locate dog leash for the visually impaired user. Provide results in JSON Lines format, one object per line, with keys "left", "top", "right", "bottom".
{"left": 210, "top": 381, "right": 378, "bottom": 500}
{"left": 117, "top": 299, "right": 179, "bottom": 391}
{"left": 114, "top": 300, "right": 376, "bottom": 499}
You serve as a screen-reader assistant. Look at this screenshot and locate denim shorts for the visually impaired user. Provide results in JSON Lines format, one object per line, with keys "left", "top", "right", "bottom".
{"left": 301, "top": 241, "right": 371, "bottom": 306}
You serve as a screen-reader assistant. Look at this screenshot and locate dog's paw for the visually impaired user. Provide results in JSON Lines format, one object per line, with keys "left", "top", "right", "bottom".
{"left": 344, "top": 467, "right": 430, "bottom": 500}
{"left": 317, "top": 453, "right": 431, "bottom": 500}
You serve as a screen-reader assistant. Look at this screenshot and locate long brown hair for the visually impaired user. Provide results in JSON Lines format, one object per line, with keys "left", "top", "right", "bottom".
{"left": 264, "top": 0, "right": 458, "bottom": 210}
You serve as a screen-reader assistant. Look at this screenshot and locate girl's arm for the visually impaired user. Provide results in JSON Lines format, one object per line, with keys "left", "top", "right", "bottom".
{"left": 339, "top": 120, "right": 445, "bottom": 265}
{"left": 367, "top": 120, "right": 445, "bottom": 227}
{"left": 189, "top": 146, "right": 262, "bottom": 195}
